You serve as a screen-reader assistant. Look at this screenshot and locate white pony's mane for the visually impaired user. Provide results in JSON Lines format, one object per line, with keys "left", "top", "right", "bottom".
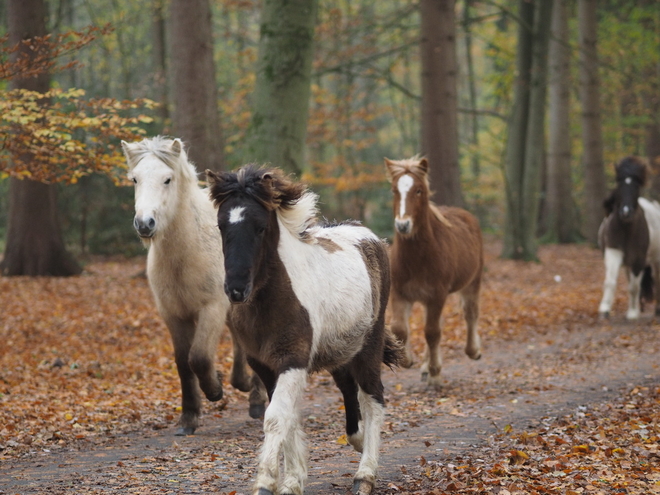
{"left": 276, "top": 191, "right": 319, "bottom": 239}
{"left": 126, "top": 136, "right": 199, "bottom": 183}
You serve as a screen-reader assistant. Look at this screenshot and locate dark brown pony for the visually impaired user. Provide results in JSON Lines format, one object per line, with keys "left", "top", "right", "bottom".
{"left": 385, "top": 157, "right": 483, "bottom": 387}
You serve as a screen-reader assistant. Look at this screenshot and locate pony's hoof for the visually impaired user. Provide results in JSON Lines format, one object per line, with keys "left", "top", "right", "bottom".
{"left": 467, "top": 350, "right": 481, "bottom": 360}
{"left": 654, "top": 307, "right": 660, "bottom": 317}
{"left": 420, "top": 371, "right": 428, "bottom": 382}
{"left": 599, "top": 311, "right": 610, "bottom": 320}
{"left": 353, "top": 479, "right": 374, "bottom": 495}
{"left": 207, "top": 389, "right": 223, "bottom": 402}
{"left": 175, "top": 426, "right": 195, "bottom": 436}
{"left": 249, "top": 403, "right": 266, "bottom": 419}
{"left": 256, "top": 489, "right": 273, "bottom": 495}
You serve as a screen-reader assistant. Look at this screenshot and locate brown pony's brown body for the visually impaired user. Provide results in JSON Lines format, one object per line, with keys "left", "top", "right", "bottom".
{"left": 386, "top": 157, "right": 483, "bottom": 387}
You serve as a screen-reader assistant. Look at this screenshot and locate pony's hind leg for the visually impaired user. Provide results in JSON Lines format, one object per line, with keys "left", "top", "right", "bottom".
{"left": 421, "top": 299, "right": 445, "bottom": 388}
{"left": 460, "top": 278, "right": 482, "bottom": 360}
{"left": 254, "top": 368, "right": 308, "bottom": 495}
{"left": 389, "top": 293, "right": 413, "bottom": 368}
{"left": 228, "top": 324, "right": 252, "bottom": 392}
{"left": 166, "top": 317, "right": 202, "bottom": 435}
{"left": 331, "top": 367, "right": 363, "bottom": 452}
{"left": 351, "top": 367, "right": 386, "bottom": 495}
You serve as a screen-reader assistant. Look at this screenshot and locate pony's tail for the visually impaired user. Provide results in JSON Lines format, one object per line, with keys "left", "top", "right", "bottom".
{"left": 641, "top": 265, "right": 654, "bottom": 307}
{"left": 383, "top": 330, "right": 405, "bottom": 370}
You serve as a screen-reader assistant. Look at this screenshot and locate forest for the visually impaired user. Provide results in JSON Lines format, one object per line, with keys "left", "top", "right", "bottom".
{"left": 1, "top": 0, "right": 659, "bottom": 269}
{"left": 1, "top": 1, "right": 660, "bottom": 495}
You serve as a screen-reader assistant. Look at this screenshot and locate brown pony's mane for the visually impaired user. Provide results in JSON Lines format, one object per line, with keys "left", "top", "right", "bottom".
{"left": 207, "top": 164, "right": 318, "bottom": 237}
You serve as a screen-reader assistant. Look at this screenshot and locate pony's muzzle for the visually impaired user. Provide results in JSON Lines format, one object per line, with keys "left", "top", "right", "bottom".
{"left": 225, "top": 281, "right": 252, "bottom": 304}
{"left": 395, "top": 218, "right": 412, "bottom": 235}
{"left": 619, "top": 205, "right": 633, "bottom": 221}
{"left": 134, "top": 215, "right": 156, "bottom": 238}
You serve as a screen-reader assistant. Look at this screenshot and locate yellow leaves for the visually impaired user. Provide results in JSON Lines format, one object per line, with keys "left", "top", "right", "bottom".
{"left": 509, "top": 450, "right": 529, "bottom": 465}
{"left": 336, "top": 434, "right": 348, "bottom": 445}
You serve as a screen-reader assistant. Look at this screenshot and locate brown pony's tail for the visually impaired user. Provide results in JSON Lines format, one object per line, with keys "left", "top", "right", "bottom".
{"left": 383, "top": 330, "right": 405, "bottom": 370}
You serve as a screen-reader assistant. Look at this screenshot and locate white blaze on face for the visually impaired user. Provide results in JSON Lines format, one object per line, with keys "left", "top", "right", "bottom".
{"left": 396, "top": 174, "right": 414, "bottom": 219}
{"left": 229, "top": 206, "right": 247, "bottom": 224}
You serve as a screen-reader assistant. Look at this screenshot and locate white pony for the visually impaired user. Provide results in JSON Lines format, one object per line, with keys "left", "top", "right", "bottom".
{"left": 122, "top": 136, "right": 258, "bottom": 434}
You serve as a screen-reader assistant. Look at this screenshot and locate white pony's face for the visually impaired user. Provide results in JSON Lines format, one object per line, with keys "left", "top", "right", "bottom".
{"left": 127, "top": 155, "right": 176, "bottom": 239}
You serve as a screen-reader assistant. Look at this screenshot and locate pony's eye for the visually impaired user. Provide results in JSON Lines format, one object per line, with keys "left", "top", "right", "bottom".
{"left": 132, "top": 178, "right": 137, "bottom": 184}
{"left": 164, "top": 178, "right": 171, "bottom": 185}
{"left": 416, "top": 189, "right": 422, "bottom": 195}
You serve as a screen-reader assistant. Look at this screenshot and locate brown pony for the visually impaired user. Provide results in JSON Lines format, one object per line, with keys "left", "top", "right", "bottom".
{"left": 385, "top": 156, "right": 483, "bottom": 387}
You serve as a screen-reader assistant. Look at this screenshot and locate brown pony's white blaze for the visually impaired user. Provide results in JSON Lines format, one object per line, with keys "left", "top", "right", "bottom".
{"left": 385, "top": 156, "right": 483, "bottom": 388}
{"left": 121, "top": 136, "right": 256, "bottom": 435}
{"left": 598, "top": 156, "right": 660, "bottom": 319}
{"left": 207, "top": 165, "right": 402, "bottom": 495}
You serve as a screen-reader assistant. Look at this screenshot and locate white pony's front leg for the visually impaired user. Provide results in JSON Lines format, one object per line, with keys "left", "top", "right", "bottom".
{"left": 352, "top": 388, "right": 384, "bottom": 493}
{"left": 626, "top": 268, "right": 644, "bottom": 320}
{"left": 254, "top": 368, "right": 308, "bottom": 495}
{"left": 599, "top": 248, "right": 623, "bottom": 317}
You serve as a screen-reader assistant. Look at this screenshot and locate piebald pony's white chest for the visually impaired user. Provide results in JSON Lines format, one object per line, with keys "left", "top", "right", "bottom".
{"left": 276, "top": 220, "right": 377, "bottom": 366}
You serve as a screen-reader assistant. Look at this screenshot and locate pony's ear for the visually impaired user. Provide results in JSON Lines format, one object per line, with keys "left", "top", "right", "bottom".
{"left": 205, "top": 169, "right": 221, "bottom": 185}
{"left": 384, "top": 158, "right": 395, "bottom": 183}
{"left": 121, "top": 140, "right": 138, "bottom": 167}
{"left": 171, "top": 139, "right": 183, "bottom": 156}
{"left": 418, "top": 157, "right": 429, "bottom": 175}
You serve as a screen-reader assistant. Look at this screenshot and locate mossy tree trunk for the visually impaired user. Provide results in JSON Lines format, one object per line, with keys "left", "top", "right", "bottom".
{"left": 247, "top": 0, "right": 318, "bottom": 176}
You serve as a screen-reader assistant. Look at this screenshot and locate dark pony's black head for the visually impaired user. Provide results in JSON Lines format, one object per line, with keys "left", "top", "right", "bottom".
{"left": 206, "top": 164, "right": 306, "bottom": 303}
{"left": 603, "top": 156, "right": 649, "bottom": 222}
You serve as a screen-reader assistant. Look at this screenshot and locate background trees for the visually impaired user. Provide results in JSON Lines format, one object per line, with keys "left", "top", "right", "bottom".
{"left": 1, "top": 1, "right": 660, "bottom": 269}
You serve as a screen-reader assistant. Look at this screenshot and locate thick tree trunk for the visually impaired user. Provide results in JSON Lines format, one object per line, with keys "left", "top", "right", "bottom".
{"left": 578, "top": 0, "right": 607, "bottom": 245}
{"left": 168, "top": 0, "right": 224, "bottom": 172}
{"left": 546, "top": 0, "right": 580, "bottom": 243}
{"left": 462, "top": 0, "right": 480, "bottom": 178}
{"left": 247, "top": 0, "right": 318, "bottom": 176}
{"left": 1, "top": 0, "right": 81, "bottom": 276}
{"left": 152, "top": 0, "right": 169, "bottom": 126}
{"left": 502, "top": 0, "right": 534, "bottom": 259}
{"left": 519, "top": 0, "right": 553, "bottom": 259}
{"left": 420, "top": 0, "right": 464, "bottom": 206}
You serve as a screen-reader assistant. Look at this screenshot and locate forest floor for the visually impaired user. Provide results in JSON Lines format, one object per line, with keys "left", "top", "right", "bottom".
{"left": 0, "top": 240, "right": 659, "bottom": 494}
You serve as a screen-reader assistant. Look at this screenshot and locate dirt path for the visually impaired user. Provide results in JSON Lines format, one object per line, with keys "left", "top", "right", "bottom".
{"left": 1, "top": 313, "right": 657, "bottom": 495}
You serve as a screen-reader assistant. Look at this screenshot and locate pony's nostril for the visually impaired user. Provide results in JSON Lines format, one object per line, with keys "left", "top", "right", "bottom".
{"left": 148, "top": 218, "right": 156, "bottom": 229}
{"left": 133, "top": 217, "right": 140, "bottom": 230}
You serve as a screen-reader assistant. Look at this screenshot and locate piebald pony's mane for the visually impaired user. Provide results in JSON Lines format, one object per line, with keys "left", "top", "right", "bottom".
{"left": 125, "top": 136, "right": 199, "bottom": 183}
{"left": 615, "top": 156, "right": 649, "bottom": 186}
{"left": 207, "top": 164, "right": 318, "bottom": 239}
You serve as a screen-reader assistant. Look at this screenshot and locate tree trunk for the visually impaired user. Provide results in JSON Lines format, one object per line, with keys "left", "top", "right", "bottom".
{"left": 168, "top": 0, "right": 224, "bottom": 172}
{"left": 420, "top": 0, "right": 464, "bottom": 206}
{"left": 1, "top": 0, "right": 81, "bottom": 276}
{"left": 462, "top": 0, "right": 480, "bottom": 178}
{"left": 246, "top": 0, "right": 318, "bottom": 176}
{"left": 519, "top": 0, "right": 553, "bottom": 259}
{"left": 545, "top": 0, "right": 580, "bottom": 243}
{"left": 578, "top": 0, "right": 607, "bottom": 245}
{"left": 152, "top": 0, "right": 169, "bottom": 127}
{"left": 502, "top": 0, "right": 534, "bottom": 259}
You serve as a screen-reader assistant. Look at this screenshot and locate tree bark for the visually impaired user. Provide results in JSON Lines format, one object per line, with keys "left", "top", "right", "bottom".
{"left": 247, "top": 0, "right": 318, "bottom": 176}
{"left": 420, "top": 0, "right": 464, "bottom": 206}
{"left": 168, "top": 0, "right": 224, "bottom": 172}
{"left": 545, "top": 0, "right": 580, "bottom": 243}
{"left": 152, "top": 0, "right": 169, "bottom": 127}
{"left": 578, "top": 0, "right": 607, "bottom": 245}
{"left": 502, "top": 0, "right": 534, "bottom": 259}
{"left": 1, "top": 0, "right": 81, "bottom": 276}
{"left": 462, "top": 0, "right": 480, "bottom": 178}
{"left": 519, "top": 0, "right": 553, "bottom": 259}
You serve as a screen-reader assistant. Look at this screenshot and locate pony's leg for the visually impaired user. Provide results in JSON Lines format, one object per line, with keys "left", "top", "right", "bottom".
{"left": 331, "top": 367, "right": 362, "bottom": 452}
{"left": 626, "top": 267, "right": 644, "bottom": 320}
{"left": 351, "top": 368, "right": 386, "bottom": 495}
{"left": 460, "top": 278, "right": 482, "bottom": 361}
{"left": 421, "top": 298, "right": 445, "bottom": 388}
{"left": 165, "top": 316, "right": 201, "bottom": 435}
{"left": 254, "top": 368, "right": 307, "bottom": 495}
{"left": 389, "top": 293, "right": 413, "bottom": 368}
{"left": 247, "top": 357, "right": 275, "bottom": 419}
{"left": 599, "top": 247, "right": 623, "bottom": 318}
{"left": 190, "top": 303, "right": 226, "bottom": 402}
{"left": 228, "top": 322, "right": 252, "bottom": 392}
{"left": 652, "top": 262, "right": 660, "bottom": 316}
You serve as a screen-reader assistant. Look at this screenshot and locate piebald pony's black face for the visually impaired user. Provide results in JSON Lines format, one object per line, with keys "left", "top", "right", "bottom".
{"left": 216, "top": 194, "right": 271, "bottom": 304}
{"left": 605, "top": 157, "right": 648, "bottom": 224}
